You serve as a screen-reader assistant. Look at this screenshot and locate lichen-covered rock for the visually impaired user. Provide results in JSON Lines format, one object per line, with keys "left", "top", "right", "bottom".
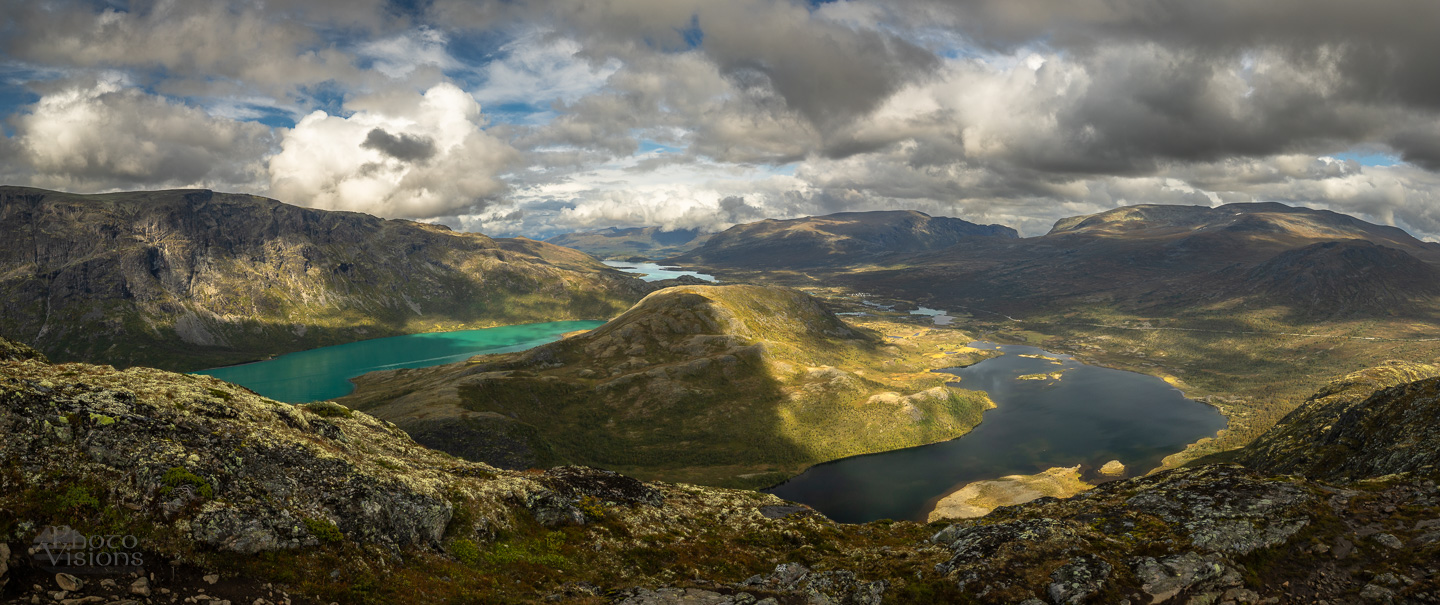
{"left": 735, "top": 562, "right": 886, "bottom": 605}
{"left": 1131, "top": 552, "right": 1239, "bottom": 603}
{"left": 0, "top": 359, "right": 459, "bottom": 554}
{"left": 1119, "top": 467, "right": 1312, "bottom": 554}
{"left": 613, "top": 587, "right": 757, "bottom": 604}
{"left": 1047, "top": 555, "right": 1112, "bottom": 604}
{"left": 926, "top": 465, "right": 1323, "bottom": 602}
{"left": 539, "top": 465, "right": 664, "bottom": 507}
{"left": 524, "top": 490, "right": 588, "bottom": 527}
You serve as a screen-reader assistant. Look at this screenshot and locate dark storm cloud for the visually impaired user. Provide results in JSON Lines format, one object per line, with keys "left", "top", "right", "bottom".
{"left": 540, "top": 0, "right": 941, "bottom": 128}
{"left": 918, "top": 0, "right": 1440, "bottom": 109}
{"left": 361, "top": 128, "right": 438, "bottom": 163}
{"left": 828, "top": 0, "right": 1435, "bottom": 179}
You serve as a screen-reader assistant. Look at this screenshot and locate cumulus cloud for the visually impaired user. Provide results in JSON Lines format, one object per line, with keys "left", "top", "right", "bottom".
{"left": 541, "top": 0, "right": 939, "bottom": 129}
{"left": 3, "top": 76, "right": 274, "bottom": 191}
{"left": 267, "top": 83, "right": 518, "bottom": 219}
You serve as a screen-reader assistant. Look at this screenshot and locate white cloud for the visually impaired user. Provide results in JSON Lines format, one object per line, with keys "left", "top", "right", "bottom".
{"left": 267, "top": 82, "right": 518, "bottom": 219}
{"left": 470, "top": 33, "right": 621, "bottom": 111}
{"left": 454, "top": 152, "right": 812, "bottom": 236}
{"left": 5, "top": 75, "right": 274, "bottom": 191}
{"left": 359, "top": 28, "right": 459, "bottom": 80}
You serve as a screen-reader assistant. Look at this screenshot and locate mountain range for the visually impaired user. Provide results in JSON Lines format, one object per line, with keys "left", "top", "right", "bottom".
{"left": 0, "top": 186, "right": 649, "bottom": 371}
{"left": 544, "top": 226, "right": 712, "bottom": 260}
{"left": 669, "top": 210, "right": 1018, "bottom": 269}
{"left": 822, "top": 202, "right": 1440, "bottom": 320}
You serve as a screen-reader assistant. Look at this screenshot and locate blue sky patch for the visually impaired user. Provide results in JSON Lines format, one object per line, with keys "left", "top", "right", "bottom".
{"left": 1331, "top": 151, "right": 1403, "bottom": 167}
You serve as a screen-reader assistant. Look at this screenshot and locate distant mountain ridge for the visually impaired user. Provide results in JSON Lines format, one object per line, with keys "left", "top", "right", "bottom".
{"left": 545, "top": 226, "right": 712, "bottom": 260}
{"left": 669, "top": 210, "right": 1019, "bottom": 269}
{"left": 823, "top": 202, "right": 1440, "bottom": 320}
{"left": 0, "top": 186, "right": 649, "bottom": 370}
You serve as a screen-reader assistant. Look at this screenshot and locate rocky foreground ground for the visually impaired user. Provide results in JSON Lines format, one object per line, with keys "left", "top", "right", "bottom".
{"left": 3, "top": 338, "right": 1440, "bottom": 604}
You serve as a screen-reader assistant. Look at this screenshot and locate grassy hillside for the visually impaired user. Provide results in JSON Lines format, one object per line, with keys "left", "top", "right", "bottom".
{"left": 338, "top": 284, "right": 999, "bottom": 488}
{"left": 0, "top": 186, "right": 650, "bottom": 371}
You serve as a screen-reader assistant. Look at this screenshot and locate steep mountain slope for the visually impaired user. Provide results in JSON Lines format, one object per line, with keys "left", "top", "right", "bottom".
{"left": 0, "top": 186, "right": 650, "bottom": 370}
{"left": 545, "top": 226, "right": 712, "bottom": 260}
{"left": 669, "top": 210, "right": 1018, "bottom": 269}
{"left": 338, "top": 284, "right": 998, "bottom": 487}
{"left": 1232, "top": 360, "right": 1440, "bottom": 480}
{"left": 5, "top": 338, "right": 1440, "bottom": 604}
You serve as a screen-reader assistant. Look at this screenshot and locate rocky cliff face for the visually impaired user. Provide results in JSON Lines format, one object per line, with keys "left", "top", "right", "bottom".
{"left": 4, "top": 337, "right": 1440, "bottom": 604}
{"left": 0, "top": 186, "right": 649, "bottom": 371}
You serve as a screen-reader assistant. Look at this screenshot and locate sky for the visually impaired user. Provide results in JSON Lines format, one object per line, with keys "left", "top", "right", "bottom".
{"left": 2, "top": 0, "right": 1440, "bottom": 240}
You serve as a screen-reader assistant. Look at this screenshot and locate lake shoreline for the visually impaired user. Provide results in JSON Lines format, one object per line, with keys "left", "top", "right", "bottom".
{"left": 764, "top": 341, "right": 1228, "bottom": 523}
{"left": 193, "top": 320, "right": 606, "bottom": 403}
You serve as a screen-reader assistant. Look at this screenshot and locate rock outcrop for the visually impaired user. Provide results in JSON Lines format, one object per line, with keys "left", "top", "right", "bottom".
{"left": 926, "top": 464, "right": 1440, "bottom": 603}
{"left": 6, "top": 337, "right": 1440, "bottom": 604}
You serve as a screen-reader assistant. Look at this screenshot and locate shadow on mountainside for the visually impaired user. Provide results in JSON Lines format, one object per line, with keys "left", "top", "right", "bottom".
{"left": 337, "top": 285, "right": 997, "bottom": 489}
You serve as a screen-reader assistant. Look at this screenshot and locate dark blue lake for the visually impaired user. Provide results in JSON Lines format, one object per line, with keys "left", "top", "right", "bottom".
{"left": 765, "top": 343, "right": 1227, "bottom": 523}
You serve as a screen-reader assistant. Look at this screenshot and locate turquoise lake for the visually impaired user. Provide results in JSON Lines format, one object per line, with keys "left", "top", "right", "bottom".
{"left": 195, "top": 321, "right": 605, "bottom": 403}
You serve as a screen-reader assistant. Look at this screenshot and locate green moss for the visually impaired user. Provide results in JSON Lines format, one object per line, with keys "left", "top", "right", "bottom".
{"left": 576, "top": 495, "right": 605, "bottom": 520}
{"left": 449, "top": 538, "right": 482, "bottom": 566}
{"left": 55, "top": 485, "right": 101, "bottom": 511}
{"left": 207, "top": 388, "right": 233, "bottom": 401}
{"left": 303, "top": 401, "right": 353, "bottom": 418}
{"left": 303, "top": 517, "right": 344, "bottom": 544}
{"left": 161, "top": 466, "right": 214, "bottom": 499}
